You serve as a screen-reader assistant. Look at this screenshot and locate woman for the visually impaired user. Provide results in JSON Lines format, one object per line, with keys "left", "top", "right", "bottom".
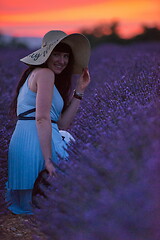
{"left": 6, "top": 30, "right": 91, "bottom": 214}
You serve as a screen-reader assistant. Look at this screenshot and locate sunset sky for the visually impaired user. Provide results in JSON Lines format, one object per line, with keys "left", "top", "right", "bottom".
{"left": 0, "top": 0, "right": 160, "bottom": 38}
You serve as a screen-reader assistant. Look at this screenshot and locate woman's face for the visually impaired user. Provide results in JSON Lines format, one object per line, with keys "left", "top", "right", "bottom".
{"left": 47, "top": 51, "right": 70, "bottom": 74}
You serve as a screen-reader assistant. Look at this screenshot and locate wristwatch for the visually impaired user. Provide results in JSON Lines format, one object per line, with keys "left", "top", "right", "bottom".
{"left": 73, "top": 89, "right": 84, "bottom": 100}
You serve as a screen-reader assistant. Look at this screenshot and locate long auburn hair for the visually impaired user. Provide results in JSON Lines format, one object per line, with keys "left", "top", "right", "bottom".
{"left": 10, "top": 43, "right": 74, "bottom": 116}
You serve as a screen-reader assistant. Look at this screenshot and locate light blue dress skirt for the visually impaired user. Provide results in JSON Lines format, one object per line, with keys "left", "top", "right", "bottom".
{"left": 6, "top": 76, "right": 73, "bottom": 214}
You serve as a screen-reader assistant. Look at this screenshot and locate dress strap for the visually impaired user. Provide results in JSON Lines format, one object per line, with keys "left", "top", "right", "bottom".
{"left": 18, "top": 108, "right": 57, "bottom": 124}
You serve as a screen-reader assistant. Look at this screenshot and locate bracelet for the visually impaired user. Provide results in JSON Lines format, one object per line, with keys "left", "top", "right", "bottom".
{"left": 73, "top": 89, "right": 84, "bottom": 100}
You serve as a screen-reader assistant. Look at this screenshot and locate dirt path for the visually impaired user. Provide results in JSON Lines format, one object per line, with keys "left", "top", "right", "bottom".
{"left": 0, "top": 212, "right": 47, "bottom": 240}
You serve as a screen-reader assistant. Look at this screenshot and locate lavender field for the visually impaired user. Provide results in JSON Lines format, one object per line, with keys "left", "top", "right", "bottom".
{"left": 0, "top": 42, "right": 160, "bottom": 240}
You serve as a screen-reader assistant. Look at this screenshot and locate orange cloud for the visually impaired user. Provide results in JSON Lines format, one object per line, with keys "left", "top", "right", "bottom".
{"left": 1, "top": 0, "right": 160, "bottom": 23}
{"left": 0, "top": 0, "right": 105, "bottom": 13}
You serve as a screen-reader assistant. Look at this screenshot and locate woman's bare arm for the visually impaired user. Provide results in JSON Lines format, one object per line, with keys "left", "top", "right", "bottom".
{"left": 58, "top": 68, "right": 90, "bottom": 130}
{"left": 34, "top": 68, "right": 57, "bottom": 176}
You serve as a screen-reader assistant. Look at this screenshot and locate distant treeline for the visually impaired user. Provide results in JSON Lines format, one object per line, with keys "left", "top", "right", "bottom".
{"left": 0, "top": 34, "right": 28, "bottom": 49}
{"left": 0, "top": 22, "right": 160, "bottom": 49}
{"left": 81, "top": 22, "right": 160, "bottom": 47}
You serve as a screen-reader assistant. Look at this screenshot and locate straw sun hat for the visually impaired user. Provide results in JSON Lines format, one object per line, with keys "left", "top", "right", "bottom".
{"left": 20, "top": 30, "right": 91, "bottom": 74}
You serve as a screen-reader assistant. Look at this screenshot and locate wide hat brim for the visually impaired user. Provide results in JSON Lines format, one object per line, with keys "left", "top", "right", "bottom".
{"left": 20, "top": 31, "right": 91, "bottom": 74}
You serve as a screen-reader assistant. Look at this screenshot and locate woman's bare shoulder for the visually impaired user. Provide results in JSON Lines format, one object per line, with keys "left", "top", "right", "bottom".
{"left": 34, "top": 67, "right": 55, "bottom": 79}
{"left": 29, "top": 68, "right": 55, "bottom": 93}
{"left": 32, "top": 68, "right": 55, "bottom": 87}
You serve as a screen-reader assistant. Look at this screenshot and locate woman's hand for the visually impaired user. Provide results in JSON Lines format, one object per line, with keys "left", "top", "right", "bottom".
{"left": 76, "top": 68, "right": 90, "bottom": 93}
{"left": 45, "top": 159, "right": 57, "bottom": 177}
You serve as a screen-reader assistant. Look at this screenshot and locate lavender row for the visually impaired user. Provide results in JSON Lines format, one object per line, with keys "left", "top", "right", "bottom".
{"left": 35, "top": 42, "right": 160, "bottom": 240}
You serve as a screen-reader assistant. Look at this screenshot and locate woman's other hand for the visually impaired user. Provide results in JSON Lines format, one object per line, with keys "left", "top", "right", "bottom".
{"left": 45, "top": 159, "right": 57, "bottom": 177}
{"left": 76, "top": 68, "right": 90, "bottom": 93}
